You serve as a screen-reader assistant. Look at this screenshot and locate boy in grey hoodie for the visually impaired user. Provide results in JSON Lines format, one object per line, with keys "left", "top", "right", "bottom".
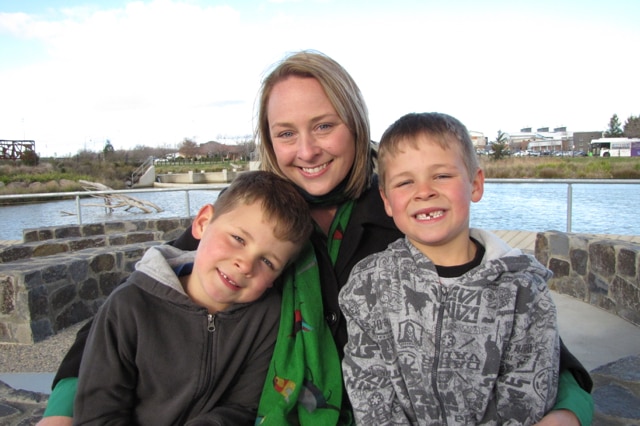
{"left": 74, "top": 171, "right": 313, "bottom": 425}
{"left": 339, "top": 113, "right": 559, "bottom": 425}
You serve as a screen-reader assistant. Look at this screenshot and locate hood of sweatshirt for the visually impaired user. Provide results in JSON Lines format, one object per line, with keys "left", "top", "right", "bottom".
{"left": 135, "top": 245, "right": 195, "bottom": 297}
{"left": 395, "top": 228, "right": 552, "bottom": 287}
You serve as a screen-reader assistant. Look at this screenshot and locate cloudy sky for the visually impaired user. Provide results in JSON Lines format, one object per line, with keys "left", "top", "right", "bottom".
{"left": 1, "top": 0, "right": 638, "bottom": 157}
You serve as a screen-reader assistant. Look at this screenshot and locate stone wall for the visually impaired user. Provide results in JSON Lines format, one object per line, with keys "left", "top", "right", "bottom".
{"left": 536, "top": 231, "right": 640, "bottom": 326}
{"left": 0, "top": 218, "right": 192, "bottom": 344}
{"left": 2, "top": 226, "right": 638, "bottom": 344}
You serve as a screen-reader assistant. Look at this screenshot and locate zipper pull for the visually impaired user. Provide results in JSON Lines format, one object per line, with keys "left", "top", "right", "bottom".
{"left": 207, "top": 314, "right": 216, "bottom": 332}
{"left": 438, "top": 282, "right": 448, "bottom": 303}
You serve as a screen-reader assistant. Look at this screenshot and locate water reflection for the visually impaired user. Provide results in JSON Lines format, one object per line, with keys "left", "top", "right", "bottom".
{"left": 0, "top": 183, "right": 638, "bottom": 241}
{"left": 470, "top": 183, "right": 639, "bottom": 234}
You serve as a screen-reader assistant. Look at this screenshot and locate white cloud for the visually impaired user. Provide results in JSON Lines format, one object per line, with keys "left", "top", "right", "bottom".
{"left": 1, "top": 0, "right": 639, "bottom": 156}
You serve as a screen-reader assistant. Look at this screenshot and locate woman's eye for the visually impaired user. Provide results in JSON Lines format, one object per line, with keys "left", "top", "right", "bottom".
{"left": 317, "top": 123, "right": 333, "bottom": 132}
{"left": 277, "top": 130, "right": 294, "bottom": 139}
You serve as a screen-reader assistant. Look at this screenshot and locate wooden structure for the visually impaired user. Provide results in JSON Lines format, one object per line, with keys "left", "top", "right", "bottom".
{"left": 0, "top": 140, "right": 36, "bottom": 160}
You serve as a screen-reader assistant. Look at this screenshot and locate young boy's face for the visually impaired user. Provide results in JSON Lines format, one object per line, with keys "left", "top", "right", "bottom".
{"left": 380, "top": 135, "right": 484, "bottom": 266}
{"left": 186, "top": 201, "right": 299, "bottom": 313}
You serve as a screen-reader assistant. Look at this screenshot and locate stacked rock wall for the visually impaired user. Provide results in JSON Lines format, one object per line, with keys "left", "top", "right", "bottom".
{"left": 2, "top": 225, "right": 638, "bottom": 344}
{"left": 536, "top": 231, "right": 640, "bottom": 326}
{"left": 0, "top": 218, "right": 192, "bottom": 344}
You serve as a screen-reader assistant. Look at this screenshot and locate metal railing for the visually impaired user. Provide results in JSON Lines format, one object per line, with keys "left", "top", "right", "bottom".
{"left": 0, "top": 184, "right": 229, "bottom": 225}
{"left": 484, "top": 178, "right": 640, "bottom": 232}
{"left": 1, "top": 179, "right": 639, "bottom": 232}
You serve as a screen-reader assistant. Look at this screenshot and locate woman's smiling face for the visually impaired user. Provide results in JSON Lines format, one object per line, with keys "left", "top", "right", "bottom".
{"left": 267, "top": 76, "right": 356, "bottom": 196}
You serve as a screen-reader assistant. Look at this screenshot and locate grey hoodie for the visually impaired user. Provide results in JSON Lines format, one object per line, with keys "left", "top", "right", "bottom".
{"left": 340, "top": 229, "right": 559, "bottom": 425}
{"left": 74, "top": 245, "right": 281, "bottom": 425}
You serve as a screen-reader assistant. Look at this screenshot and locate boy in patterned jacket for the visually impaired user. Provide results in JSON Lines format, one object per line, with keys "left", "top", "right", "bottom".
{"left": 339, "top": 112, "right": 559, "bottom": 425}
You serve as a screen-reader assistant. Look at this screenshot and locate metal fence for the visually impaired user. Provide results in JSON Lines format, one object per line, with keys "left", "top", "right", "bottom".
{"left": 1, "top": 179, "right": 639, "bottom": 232}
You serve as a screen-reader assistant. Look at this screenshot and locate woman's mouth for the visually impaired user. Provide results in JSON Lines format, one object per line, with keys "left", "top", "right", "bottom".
{"left": 299, "top": 161, "right": 331, "bottom": 176}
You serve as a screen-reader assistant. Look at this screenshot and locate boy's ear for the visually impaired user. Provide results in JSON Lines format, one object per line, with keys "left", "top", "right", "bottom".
{"left": 191, "top": 204, "right": 215, "bottom": 239}
{"left": 471, "top": 168, "right": 485, "bottom": 203}
{"left": 379, "top": 187, "right": 394, "bottom": 218}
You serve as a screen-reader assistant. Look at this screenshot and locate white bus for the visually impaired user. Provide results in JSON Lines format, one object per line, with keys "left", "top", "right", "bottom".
{"left": 590, "top": 138, "right": 640, "bottom": 157}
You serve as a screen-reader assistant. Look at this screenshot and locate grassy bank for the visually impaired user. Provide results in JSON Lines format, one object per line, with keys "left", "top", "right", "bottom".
{"left": 479, "top": 156, "right": 640, "bottom": 179}
{"left": 1, "top": 156, "right": 639, "bottom": 200}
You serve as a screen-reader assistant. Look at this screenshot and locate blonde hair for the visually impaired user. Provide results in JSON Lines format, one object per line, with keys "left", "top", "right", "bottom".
{"left": 378, "top": 112, "right": 480, "bottom": 188}
{"left": 257, "top": 50, "right": 372, "bottom": 199}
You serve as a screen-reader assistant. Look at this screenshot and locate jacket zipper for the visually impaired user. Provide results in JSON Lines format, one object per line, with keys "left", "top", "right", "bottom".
{"left": 432, "top": 283, "right": 448, "bottom": 425}
{"left": 179, "top": 312, "right": 216, "bottom": 423}
{"left": 207, "top": 313, "right": 216, "bottom": 332}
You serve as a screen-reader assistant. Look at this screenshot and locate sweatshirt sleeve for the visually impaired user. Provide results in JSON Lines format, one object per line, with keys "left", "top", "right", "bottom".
{"left": 339, "top": 262, "right": 413, "bottom": 424}
{"left": 74, "top": 291, "right": 137, "bottom": 424}
{"left": 494, "top": 278, "right": 560, "bottom": 424}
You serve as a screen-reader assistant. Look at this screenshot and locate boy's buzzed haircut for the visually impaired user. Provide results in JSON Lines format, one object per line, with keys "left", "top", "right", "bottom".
{"left": 213, "top": 171, "right": 313, "bottom": 245}
{"left": 378, "top": 112, "right": 480, "bottom": 187}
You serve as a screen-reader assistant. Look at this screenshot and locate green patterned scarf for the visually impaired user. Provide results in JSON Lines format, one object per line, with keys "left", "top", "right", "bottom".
{"left": 256, "top": 200, "right": 354, "bottom": 425}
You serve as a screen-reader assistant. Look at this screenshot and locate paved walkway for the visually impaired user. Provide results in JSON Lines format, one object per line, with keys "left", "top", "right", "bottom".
{"left": 1, "top": 231, "right": 639, "bottom": 425}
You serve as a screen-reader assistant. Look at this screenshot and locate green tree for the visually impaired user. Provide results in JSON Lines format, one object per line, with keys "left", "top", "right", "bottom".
{"left": 491, "top": 130, "right": 509, "bottom": 160}
{"left": 604, "top": 114, "right": 624, "bottom": 137}
{"left": 623, "top": 115, "right": 640, "bottom": 138}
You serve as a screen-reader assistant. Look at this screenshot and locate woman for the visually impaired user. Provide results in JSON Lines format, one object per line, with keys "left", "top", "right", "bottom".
{"left": 38, "top": 50, "right": 592, "bottom": 426}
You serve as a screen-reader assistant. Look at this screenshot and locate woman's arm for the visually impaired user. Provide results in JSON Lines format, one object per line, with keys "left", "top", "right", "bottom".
{"left": 535, "top": 370, "right": 594, "bottom": 426}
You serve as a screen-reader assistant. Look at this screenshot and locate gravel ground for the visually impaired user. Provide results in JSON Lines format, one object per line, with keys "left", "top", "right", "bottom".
{"left": 0, "top": 321, "right": 89, "bottom": 373}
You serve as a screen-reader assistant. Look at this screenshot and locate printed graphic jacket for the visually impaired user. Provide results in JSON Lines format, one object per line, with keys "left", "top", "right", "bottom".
{"left": 340, "top": 229, "right": 559, "bottom": 425}
{"left": 74, "top": 245, "right": 281, "bottom": 425}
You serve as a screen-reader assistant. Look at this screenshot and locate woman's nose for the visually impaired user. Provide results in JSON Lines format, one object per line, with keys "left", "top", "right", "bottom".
{"left": 297, "top": 133, "right": 321, "bottom": 160}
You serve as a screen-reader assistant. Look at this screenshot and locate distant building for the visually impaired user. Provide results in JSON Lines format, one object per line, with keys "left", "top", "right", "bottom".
{"left": 469, "top": 131, "right": 487, "bottom": 150}
{"left": 573, "top": 131, "right": 603, "bottom": 152}
{"left": 506, "top": 127, "right": 573, "bottom": 153}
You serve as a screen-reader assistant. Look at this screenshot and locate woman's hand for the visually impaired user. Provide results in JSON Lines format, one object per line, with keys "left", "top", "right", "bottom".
{"left": 35, "top": 416, "right": 73, "bottom": 426}
{"left": 534, "top": 409, "right": 580, "bottom": 426}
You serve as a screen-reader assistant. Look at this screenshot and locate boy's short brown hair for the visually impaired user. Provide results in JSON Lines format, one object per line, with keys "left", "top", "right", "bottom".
{"left": 213, "top": 171, "right": 313, "bottom": 246}
{"left": 378, "top": 112, "right": 480, "bottom": 188}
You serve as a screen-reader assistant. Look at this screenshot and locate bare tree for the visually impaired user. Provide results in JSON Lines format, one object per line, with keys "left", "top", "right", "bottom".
{"left": 178, "top": 138, "right": 200, "bottom": 159}
{"left": 237, "top": 138, "right": 256, "bottom": 161}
